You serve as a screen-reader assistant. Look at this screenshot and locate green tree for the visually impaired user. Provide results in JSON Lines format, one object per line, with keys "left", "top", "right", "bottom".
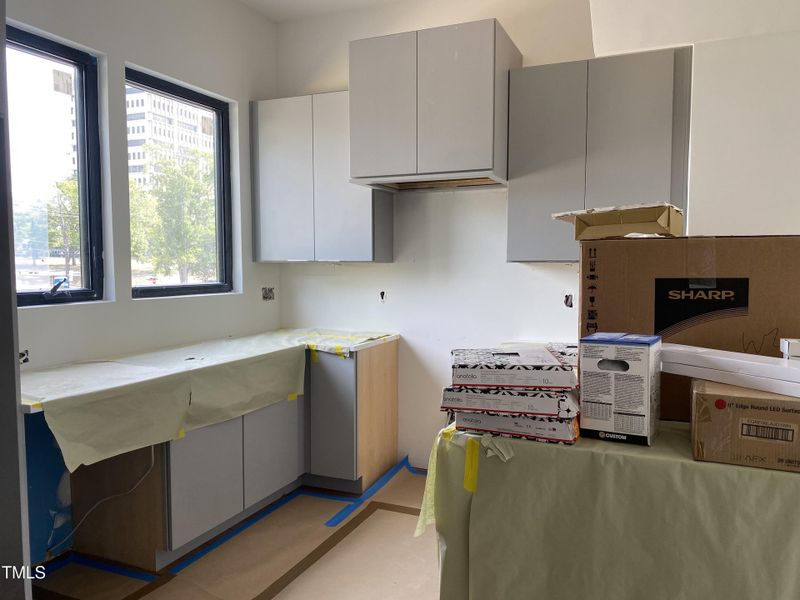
{"left": 48, "top": 177, "right": 81, "bottom": 282}
{"left": 128, "top": 178, "right": 157, "bottom": 262}
{"left": 149, "top": 149, "right": 217, "bottom": 284}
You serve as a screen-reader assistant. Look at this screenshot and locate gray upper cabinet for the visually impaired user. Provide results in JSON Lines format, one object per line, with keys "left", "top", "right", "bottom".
{"left": 417, "top": 20, "right": 495, "bottom": 174}
{"left": 253, "top": 92, "right": 393, "bottom": 263}
{"left": 585, "top": 49, "right": 675, "bottom": 209}
{"left": 349, "top": 32, "right": 417, "bottom": 178}
{"left": 507, "top": 47, "right": 691, "bottom": 262}
{"left": 253, "top": 96, "right": 314, "bottom": 262}
{"left": 507, "top": 61, "right": 588, "bottom": 262}
{"left": 350, "top": 20, "right": 521, "bottom": 189}
{"left": 313, "top": 92, "right": 393, "bottom": 262}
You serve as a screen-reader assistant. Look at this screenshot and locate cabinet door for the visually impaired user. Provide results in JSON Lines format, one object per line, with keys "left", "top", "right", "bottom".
{"left": 168, "top": 418, "right": 243, "bottom": 550}
{"left": 243, "top": 398, "right": 305, "bottom": 508}
{"left": 585, "top": 50, "right": 674, "bottom": 208}
{"left": 253, "top": 97, "right": 314, "bottom": 261}
{"left": 308, "top": 352, "right": 357, "bottom": 481}
{"left": 507, "top": 62, "right": 587, "bottom": 262}
{"left": 313, "top": 91, "right": 375, "bottom": 261}
{"left": 349, "top": 32, "right": 417, "bottom": 178}
{"left": 417, "top": 20, "right": 495, "bottom": 174}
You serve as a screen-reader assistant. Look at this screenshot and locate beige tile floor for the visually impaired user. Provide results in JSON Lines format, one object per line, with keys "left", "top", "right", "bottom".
{"left": 35, "top": 468, "right": 437, "bottom": 600}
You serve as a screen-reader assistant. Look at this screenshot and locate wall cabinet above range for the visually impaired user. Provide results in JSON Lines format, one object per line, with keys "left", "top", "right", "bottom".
{"left": 349, "top": 19, "right": 522, "bottom": 190}
{"left": 252, "top": 91, "right": 393, "bottom": 263}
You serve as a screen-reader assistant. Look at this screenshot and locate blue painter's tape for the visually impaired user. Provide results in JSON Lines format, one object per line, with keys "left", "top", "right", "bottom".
{"left": 43, "top": 553, "right": 156, "bottom": 583}
{"left": 169, "top": 456, "right": 414, "bottom": 572}
{"left": 42, "top": 554, "right": 73, "bottom": 577}
{"left": 71, "top": 554, "right": 156, "bottom": 582}
{"left": 324, "top": 456, "right": 411, "bottom": 527}
{"left": 169, "top": 490, "right": 301, "bottom": 574}
{"left": 405, "top": 463, "right": 427, "bottom": 476}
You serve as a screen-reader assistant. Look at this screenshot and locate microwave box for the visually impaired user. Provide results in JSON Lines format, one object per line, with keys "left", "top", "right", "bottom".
{"left": 455, "top": 411, "right": 579, "bottom": 444}
{"left": 579, "top": 236, "right": 800, "bottom": 421}
{"left": 441, "top": 386, "right": 579, "bottom": 418}
{"left": 692, "top": 380, "right": 800, "bottom": 473}
{"left": 580, "top": 333, "right": 661, "bottom": 446}
{"left": 450, "top": 344, "right": 577, "bottom": 389}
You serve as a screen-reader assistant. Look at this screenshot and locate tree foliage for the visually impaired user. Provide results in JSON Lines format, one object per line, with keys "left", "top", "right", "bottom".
{"left": 129, "top": 148, "right": 218, "bottom": 284}
{"left": 48, "top": 177, "right": 81, "bottom": 281}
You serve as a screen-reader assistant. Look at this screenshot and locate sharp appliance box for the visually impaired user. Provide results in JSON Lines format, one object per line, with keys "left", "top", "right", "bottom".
{"left": 579, "top": 236, "right": 800, "bottom": 421}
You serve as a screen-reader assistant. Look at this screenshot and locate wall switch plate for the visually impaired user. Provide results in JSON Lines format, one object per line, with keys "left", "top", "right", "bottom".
{"left": 262, "top": 287, "right": 275, "bottom": 301}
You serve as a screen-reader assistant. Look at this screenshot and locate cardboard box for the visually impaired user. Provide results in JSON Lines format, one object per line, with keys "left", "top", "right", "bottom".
{"left": 451, "top": 344, "right": 577, "bottom": 389}
{"left": 662, "top": 343, "right": 800, "bottom": 398}
{"left": 780, "top": 338, "right": 800, "bottom": 359}
{"left": 441, "top": 387, "right": 579, "bottom": 418}
{"left": 455, "top": 411, "right": 579, "bottom": 444}
{"left": 692, "top": 380, "right": 800, "bottom": 473}
{"left": 554, "top": 203, "right": 683, "bottom": 241}
{"left": 579, "top": 236, "right": 800, "bottom": 421}
{"left": 579, "top": 333, "right": 661, "bottom": 445}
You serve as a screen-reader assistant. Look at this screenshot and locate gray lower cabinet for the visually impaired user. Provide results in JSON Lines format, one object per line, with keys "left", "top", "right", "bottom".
{"left": 243, "top": 397, "right": 305, "bottom": 508}
{"left": 167, "top": 418, "right": 244, "bottom": 551}
{"left": 507, "top": 47, "right": 691, "bottom": 262}
{"left": 308, "top": 351, "right": 357, "bottom": 481}
{"left": 507, "top": 60, "right": 588, "bottom": 262}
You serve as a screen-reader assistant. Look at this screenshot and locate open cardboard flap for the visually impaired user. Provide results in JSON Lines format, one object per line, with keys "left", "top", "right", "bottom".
{"left": 553, "top": 202, "right": 684, "bottom": 240}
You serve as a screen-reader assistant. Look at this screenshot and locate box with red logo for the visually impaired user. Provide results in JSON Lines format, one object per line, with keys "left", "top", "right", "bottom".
{"left": 692, "top": 380, "right": 800, "bottom": 472}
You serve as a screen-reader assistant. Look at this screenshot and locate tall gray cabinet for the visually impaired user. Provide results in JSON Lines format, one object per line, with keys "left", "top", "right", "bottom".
{"left": 506, "top": 47, "right": 692, "bottom": 262}
{"left": 253, "top": 91, "right": 393, "bottom": 262}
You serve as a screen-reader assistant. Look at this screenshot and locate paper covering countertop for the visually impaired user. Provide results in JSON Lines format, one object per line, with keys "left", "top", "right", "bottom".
{"left": 21, "top": 328, "right": 396, "bottom": 471}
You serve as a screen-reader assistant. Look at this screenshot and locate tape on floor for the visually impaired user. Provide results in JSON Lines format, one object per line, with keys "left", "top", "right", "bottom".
{"left": 323, "top": 457, "right": 412, "bottom": 527}
{"left": 43, "top": 552, "right": 156, "bottom": 583}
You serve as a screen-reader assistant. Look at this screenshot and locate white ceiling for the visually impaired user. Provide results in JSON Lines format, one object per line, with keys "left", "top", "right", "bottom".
{"left": 240, "top": 0, "right": 400, "bottom": 22}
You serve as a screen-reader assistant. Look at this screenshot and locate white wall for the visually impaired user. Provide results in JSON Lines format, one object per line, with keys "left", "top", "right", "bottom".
{"left": 277, "top": 0, "right": 594, "bottom": 96}
{"left": 9, "top": 0, "right": 281, "bottom": 368}
{"left": 589, "top": 0, "right": 800, "bottom": 56}
{"left": 688, "top": 31, "right": 800, "bottom": 236}
{"left": 276, "top": 0, "right": 592, "bottom": 468}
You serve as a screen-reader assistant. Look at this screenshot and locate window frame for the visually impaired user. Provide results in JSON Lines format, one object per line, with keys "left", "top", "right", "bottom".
{"left": 7, "top": 26, "right": 104, "bottom": 306}
{"left": 125, "top": 68, "right": 233, "bottom": 299}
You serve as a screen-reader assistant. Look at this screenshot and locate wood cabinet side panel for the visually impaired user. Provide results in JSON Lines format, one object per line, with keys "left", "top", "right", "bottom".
{"left": 71, "top": 445, "right": 166, "bottom": 571}
{"left": 356, "top": 339, "right": 399, "bottom": 489}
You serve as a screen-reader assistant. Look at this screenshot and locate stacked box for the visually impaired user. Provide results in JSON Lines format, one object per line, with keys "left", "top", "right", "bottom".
{"left": 443, "top": 343, "right": 580, "bottom": 444}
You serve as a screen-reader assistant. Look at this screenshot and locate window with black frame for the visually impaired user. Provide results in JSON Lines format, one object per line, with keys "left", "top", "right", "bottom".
{"left": 6, "top": 26, "right": 103, "bottom": 306}
{"left": 125, "top": 68, "right": 232, "bottom": 298}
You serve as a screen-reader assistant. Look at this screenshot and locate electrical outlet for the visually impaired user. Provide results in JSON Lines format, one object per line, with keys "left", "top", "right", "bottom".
{"left": 19, "top": 349, "right": 30, "bottom": 365}
{"left": 262, "top": 287, "right": 275, "bottom": 301}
